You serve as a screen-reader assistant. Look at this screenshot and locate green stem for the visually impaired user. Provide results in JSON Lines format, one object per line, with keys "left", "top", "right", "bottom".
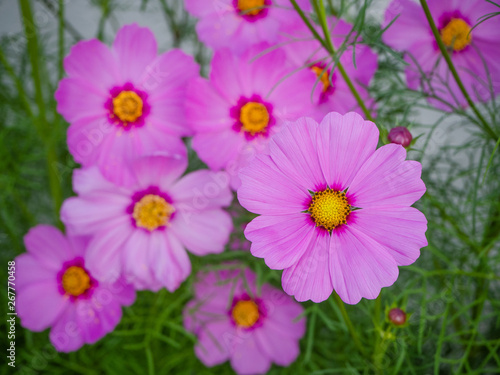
{"left": 58, "top": 0, "right": 64, "bottom": 80}
{"left": 419, "top": 0, "right": 498, "bottom": 141}
{"left": 333, "top": 293, "right": 366, "bottom": 356}
{"left": 291, "top": 0, "right": 375, "bottom": 123}
{"left": 19, "top": 0, "right": 63, "bottom": 224}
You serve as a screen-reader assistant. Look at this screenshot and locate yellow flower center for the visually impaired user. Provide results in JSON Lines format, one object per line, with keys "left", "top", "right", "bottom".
{"left": 311, "top": 66, "right": 331, "bottom": 92}
{"left": 308, "top": 188, "right": 351, "bottom": 231}
{"left": 62, "top": 266, "right": 91, "bottom": 297}
{"left": 113, "top": 91, "right": 143, "bottom": 124}
{"left": 240, "top": 102, "right": 270, "bottom": 135}
{"left": 440, "top": 18, "right": 472, "bottom": 52}
{"left": 133, "top": 194, "right": 175, "bottom": 231}
{"left": 238, "top": 0, "right": 265, "bottom": 15}
{"left": 232, "top": 300, "right": 260, "bottom": 328}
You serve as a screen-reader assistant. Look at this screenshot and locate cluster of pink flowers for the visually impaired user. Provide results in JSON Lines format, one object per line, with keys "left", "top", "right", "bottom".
{"left": 17, "top": 0, "right": 500, "bottom": 372}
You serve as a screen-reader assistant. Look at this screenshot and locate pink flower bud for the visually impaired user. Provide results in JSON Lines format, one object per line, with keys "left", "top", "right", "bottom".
{"left": 388, "top": 126, "right": 413, "bottom": 147}
{"left": 388, "top": 308, "right": 407, "bottom": 326}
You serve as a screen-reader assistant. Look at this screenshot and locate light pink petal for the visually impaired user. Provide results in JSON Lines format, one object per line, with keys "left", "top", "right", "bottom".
{"left": 347, "top": 144, "right": 426, "bottom": 208}
{"left": 350, "top": 207, "right": 427, "bottom": 266}
{"left": 16, "top": 280, "right": 67, "bottom": 332}
{"left": 122, "top": 229, "right": 156, "bottom": 290}
{"left": 254, "top": 322, "right": 301, "bottom": 366}
{"left": 268, "top": 118, "right": 325, "bottom": 190}
{"left": 281, "top": 230, "right": 333, "bottom": 303}
{"left": 63, "top": 39, "right": 119, "bottom": 91}
{"left": 170, "top": 209, "right": 233, "bottom": 256}
{"left": 230, "top": 332, "right": 271, "bottom": 375}
{"left": 245, "top": 213, "right": 316, "bottom": 269}
{"left": 130, "top": 154, "right": 187, "bottom": 191}
{"left": 196, "top": 13, "right": 242, "bottom": 53}
{"left": 85, "top": 224, "right": 132, "bottom": 283}
{"left": 71, "top": 166, "right": 129, "bottom": 195}
{"left": 107, "top": 278, "right": 137, "bottom": 306}
{"left": 49, "top": 305, "right": 85, "bottom": 352}
{"left": 112, "top": 24, "right": 157, "bottom": 83}
{"left": 185, "top": 0, "right": 232, "bottom": 17}
{"left": 329, "top": 226, "right": 399, "bottom": 304}
{"left": 55, "top": 78, "right": 107, "bottom": 123}
{"left": 194, "top": 320, "right": 234, "bottom": 367}
{"left": 238, "top": 153, "right": 310, "bottom": 215}
{"left": 74, "top": 298, "right": 122, "bottom": 344}
{"left": 148, "top": 231, "right": 191, "bottom": 292}
{"left": 15, "top": 253, "right": 57, "bottom": 291}
{"left": 60, "top": 196, "right": 130, "bottom": 235}
{"left": 191, "top": 129, "right": 246, "bottom": 172}
{"left": 23, "top": 225, "right": 74, "bottom": 270}
{"left": 317, "top": 112, "right": 379, "bottom": 191}
{"left": 170, "top": 169, "right": 233, "bottom": 209}
{"left": 186, "top": 77, "right": 233, "bottom": 133}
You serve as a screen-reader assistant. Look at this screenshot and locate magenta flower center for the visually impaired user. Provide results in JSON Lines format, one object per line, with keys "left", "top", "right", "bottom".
{"left": 133, "top": 194, "right": 175, "bottom": 232}
{"left": 440, "top": 18, "right": 472, "bottom": 52}
{"left": 231, "top": 299, "right": 260, "bottom": 328}
{"left": 240, "top": 102, "right": 270, "bottom": 135}
{"left": 113, "top": 90, "right": 143, "bottom": 123}
{"left": 308, "top": 188, "right": 351, "bottom": 231}
{"left": 62, "top": 266, "right": 91, "bottom": 297}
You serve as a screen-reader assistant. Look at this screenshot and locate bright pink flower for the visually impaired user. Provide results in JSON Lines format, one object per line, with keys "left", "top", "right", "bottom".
{"left": 186, "top": 45, "right": 316, "bottom": 190}
{"left": 280, "top": 17, "right": 378, "bottom": 121}
{"left": 60, "top": 154, "right": 233, "bottom": 291}
{"left": 56, "top": 24, "right": 198, "bottom": 184}
{"left": 15, "top": 225, "right": 135, "bottom": 352}
{"left": 184, "top": 0, "right": 311, "bottom": 54}
{"left": 184, "top": 268, "right": 305, "bottom": 374}
{"left": 382, "top": 0, "right": 500, "bottom": 110}
{"left": 238, "top": 112, "right": 428, "bottom": 304}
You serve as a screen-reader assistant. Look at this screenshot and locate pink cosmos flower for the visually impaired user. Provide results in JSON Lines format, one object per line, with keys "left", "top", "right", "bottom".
{"left": 184, "top": 268, "right": 305, "bottom": 374}
{"left": 238, "top": 112, "right": 428, "bottom": 304}
{"left": 186, "top": 45, "right": 316, "bottom": 190}
{"left": 382, "top": 0, "right": 500, "bottom": 110}
{"left": 280, "top": 17, "right": 378, "bottom": 121}
{"left": 56, "top": 24, "right": 198, "bottom": 184}
{"left": 60, "top": 154, "right": 233, "bottom": 291}
{"left": 184, "top": 0, "right": 311, "bottom": 54}
{"left": 15, "top": 225, "right": 135, "bottom": 352}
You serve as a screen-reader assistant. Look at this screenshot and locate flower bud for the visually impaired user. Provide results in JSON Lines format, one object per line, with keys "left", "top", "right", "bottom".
{"left": 388, "top": 126, "right": 412, "bottom": 147}
{"left": 388, "top": 307, "right": 407, "bottom": 326}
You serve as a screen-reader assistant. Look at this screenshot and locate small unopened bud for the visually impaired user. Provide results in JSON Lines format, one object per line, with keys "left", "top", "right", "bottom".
{"left": 388, "top": 126, "right": 412, "bottom": 147}
{"left": 388, "top": 308, "right": 407, "bottom": 326}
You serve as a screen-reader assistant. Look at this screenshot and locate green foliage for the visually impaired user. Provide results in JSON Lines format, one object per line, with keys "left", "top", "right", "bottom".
{"left": 0, "top": 0, "right": 499, "bottom": 374}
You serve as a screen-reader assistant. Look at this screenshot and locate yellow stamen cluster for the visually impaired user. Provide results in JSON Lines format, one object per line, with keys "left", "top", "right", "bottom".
{"left": 308, "top": 188, "right": 351, "bottom": 231}
{"left": 311, "top": 66, "right": 331, "bottom": 92}
{"left": 133, "top": 194, "right": 174, "bottom": 231}
{"left": 440, "top": 18, "right": 472, "bottom": 52}
{"left": 238, "top": 0, "right": 265, "bottom": 15}
{"left": 62, "top": 266, "right": 91, "bottom": 297}
{"left": 240, "top": 102, "right": 270, "bottom": 135}
{"left": 112, "top": 91, "right": 143, "bottom": 124}
{"left": 232, "top": 300, "right": 260, "bottom": 328}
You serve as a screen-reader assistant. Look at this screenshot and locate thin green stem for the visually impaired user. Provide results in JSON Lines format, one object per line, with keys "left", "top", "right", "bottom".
{"left": 333, "top": 293, "right": 366, "bottom": 357}
{"left": 291, "top": 0, "right": 375, "bottom": 123}
{"left": 19, "top": 0, "right": 63, "bottom": 224}
{"left": 57, "top": 0, "right": 64, "bottom": 81}
{"left": 419, "top": 0, "right": 498, "bottom": 141}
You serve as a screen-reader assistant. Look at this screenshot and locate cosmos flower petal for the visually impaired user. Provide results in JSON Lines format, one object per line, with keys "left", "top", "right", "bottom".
{"left": 317, "top": 112, "right": 379, "bottom": 190}
{"left": 245, "top": 213, "right": 315, "bottom": 269}
{"left": 17, "top": 280, "right": 67, "bottom": 332}
{"left": 49, "top": 305, "right": 84, "bottom": 353}
{"left": 281, "top": 230, "right": 333, "bottom": 303}
{"left": 330, "top": 226, "right": 399, "bottom": 304}
{"left": 268, "top": 117, "right": 325, "bottom": 190}
{"left": 130, "top": 153, "right": 188, "bottom": 191}
{"left": 24, "top": 225, "right": 75, "bottom": 269}
{"left": 62, "top": 39, "right": 119, "bottom": 90}
{"left": 350, "top": 207, "right": 428, "bottom": 266}
{"left": 348, "top": 144, "right": 426, "bottom": 208}
{"left": 192, "top": 130, "right": 246, "bottom": 172}
{"left": 76, "top": 298, "right": 122, "bottom": 344}
{"left": 230, "top": 333, "right": 272, "bottom": 375}
{"left": 238, "top": 154, "right": 310, "bottom": 215}
{"left": 194, "top": 320, "right": 233, "bottom": 367}
{"left": 170, "top": 209, "right": 233, "bottom": 256}
{"left": 112, "top": 24, "right": 157, "bottom": 83}
{"left": 254, "top": 323, "right": 301, "bottom": 366}
{"left": 122, "top": 229, "right": 156, "bottom": 289}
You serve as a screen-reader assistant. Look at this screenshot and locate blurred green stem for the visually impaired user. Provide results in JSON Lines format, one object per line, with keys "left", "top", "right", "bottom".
{"left": 419, "top": 0, "right": 498, "bottom": 141}
{"left": 333, "top": 293, "right": 366, "bottom": 357}
{"left": 19, "top": 0, "right": 63, "bottom": 225}
{"left": 290, "top": 0, "right": 376, "bottom": 124}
